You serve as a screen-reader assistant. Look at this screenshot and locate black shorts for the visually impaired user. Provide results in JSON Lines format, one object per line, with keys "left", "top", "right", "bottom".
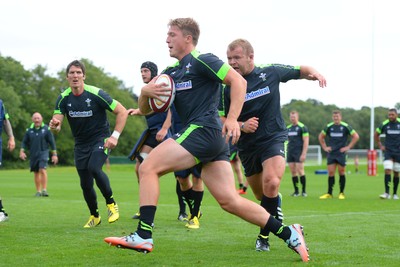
{"left": 384, "top": 150, "right": 400, "bottom": 162}
{"left": 144, "top": 129, "right": 170, "bottom": 149}
{"left": 172, "top": 124, "right": 229, "bottom": 164}
{"left": 30, "top": 151, "right": 49, "bottom": 172}
{"left": 327, "top": 152, "right": 347, "bottom": 166}
{"left": 287, "top": 148, "right": 302, "bottom": 163}
{"left": 74, "top": 139, "right": 109, "bottom": 170}
{"left": 239, "top": 142, "right": 285, "bottom": 177}
{"left": 175, "top": 163, "right": 202, "bottom": 178}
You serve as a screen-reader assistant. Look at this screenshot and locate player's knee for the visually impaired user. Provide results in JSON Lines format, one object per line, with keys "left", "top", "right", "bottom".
{"left": 393, "top": 162, "right": 400, "bottom": 172}
{"left": 384, "top": 160, "right": 394, "bottom": 170}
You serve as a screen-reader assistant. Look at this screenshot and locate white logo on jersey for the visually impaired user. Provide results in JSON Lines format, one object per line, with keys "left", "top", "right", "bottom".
{"left": 259, "top": 73, "right": 267, "bottom": 81}
{"left": 185, "top": 63, "right": 192, "bottom": 73}
{"left": 85, "top": 98, "right": 92, "bottom": 107}
{"left": 245, "top": 87, "right": 270, "bottom": 102}
{"left": 69, "top": 110, "right": 93, "bottom": 118}
{"left": 175, "top": 80, "right": 192, "bottom": 91}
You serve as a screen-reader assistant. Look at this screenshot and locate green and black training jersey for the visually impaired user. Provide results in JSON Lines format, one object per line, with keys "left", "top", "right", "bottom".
{"left": 53, "top": 84, "right": 117, "bottom": 146}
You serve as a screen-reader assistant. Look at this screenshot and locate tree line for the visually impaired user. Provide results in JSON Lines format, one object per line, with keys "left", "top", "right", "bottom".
{"left": 0, "top": 54, "right": 146, "bottom": 168}
{"left": 1, "top": 53, "right": 398, "bottom": 168}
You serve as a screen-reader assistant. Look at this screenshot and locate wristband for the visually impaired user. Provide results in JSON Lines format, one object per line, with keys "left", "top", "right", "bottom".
{"left": 111, "top": 130, "right": 120, "bottom": 140}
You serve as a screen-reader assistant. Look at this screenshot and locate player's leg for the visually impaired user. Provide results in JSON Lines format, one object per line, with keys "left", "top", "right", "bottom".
{"left": 132, "top": 145, "right": 153, "bottom": 219}
{"left": 104, "top": 139, "right": 196, "bottom": 252}
{"left": 337, "top": 157, "right": 347, "bottom": 199}
{"left": 203, "top": 160, "right": 309, "bottom": 261}
{"left": 288, "top": 162, "right": 299, "bottom": 196}
{"left": 0, "top": 196, "right": 8, "bottom": 222}
{"left": 185, "top": 169, "right": 204, "bottom": 229}
{"left": 392, "top": 160, "right": 400, "bottom": 199}
{"left": 296, "top": 162, "right": 307, "bottom": 196}
{"left": 34, "top": 171, "right": 41, "bottom": 196}
{"left": 39, "top": 168, "right": 49, "bottom": 196}
{"left": 88, "top": 148, "right": 119, "bottom": 223}
{"left": 320, "top": 157, "right": 336, "bottom": 199}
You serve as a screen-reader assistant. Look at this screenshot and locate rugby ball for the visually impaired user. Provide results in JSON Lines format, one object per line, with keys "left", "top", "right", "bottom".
{"left": 149, "top": 74, "right": 176, "bottom": 112}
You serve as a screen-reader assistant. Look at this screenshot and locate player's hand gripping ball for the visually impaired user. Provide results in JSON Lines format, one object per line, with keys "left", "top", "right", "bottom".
{"left": 149, "top": 74, "right": 176, "bottom": 112}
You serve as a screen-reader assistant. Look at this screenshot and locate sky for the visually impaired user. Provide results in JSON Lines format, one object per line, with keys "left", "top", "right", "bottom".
{"left": 0, "top": 0, "right": 399, "bottom": 110}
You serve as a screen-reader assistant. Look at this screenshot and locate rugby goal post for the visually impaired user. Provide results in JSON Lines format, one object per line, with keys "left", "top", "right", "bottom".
{"left": 306, "top": 145, "right": 322, "bottom": 166}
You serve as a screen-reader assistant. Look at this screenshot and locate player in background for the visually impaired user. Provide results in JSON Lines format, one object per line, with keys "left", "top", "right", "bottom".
{"left": 20, "top": 112, "right": 58, "bottom": 197}
{"left": 375, "top": 108, "right": 400, "bottom": 200}
{"left": 319, "top": 110, "right": 359, "bottom": 200}
{"left": 224, "top": 38, "right": 326, "bottom": 252}
{"left": 127, "top": 61, "right": 187, "bottom": 221}
{"left": 286, "top": 111, "right": 309, "bottom": 197}
{"left": 50, "top": 60, "right": 128, "bottom": 228}
{"left": 105, "top": 19, "right": 310, "bottom": 262}
{"left": 0, "top": 100, "right": 15, "bottom": 222}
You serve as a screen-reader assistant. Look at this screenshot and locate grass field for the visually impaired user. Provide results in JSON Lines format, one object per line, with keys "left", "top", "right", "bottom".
{"left": 0, "top": 163, "right": 399, "bottom": 267}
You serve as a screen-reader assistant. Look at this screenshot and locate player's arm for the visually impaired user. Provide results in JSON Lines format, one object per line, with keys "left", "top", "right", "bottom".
{"left": 49, "top": 114, "right": 64, "bottom": 134}
{"left": 346, "top": 131, "right": 360, "bottom": 150}
{"left": 221, "top": 68, "right": 246, "bottom": 144}
{"left": 318, "top": 131, "right": 330, "bottom": 152}
{"left": 300, "top": 135, "right": 309, "bottom": 162}
{"left": 105, "top": 102, "right": 128, "bottom": 149}
{"left": 374, "top": 129, "right": 384, "bottom": 150}
{"left": 156, "top": 109, "right": 172, "bottom": 142}
{"left": 299, "top": 65, "right": 327, "bottom": 88}
{"left": 3, "top": 119, "right": 15, "bottom": 152}
{"left": 19, "top": 131, "right": 29, "bottom": 160}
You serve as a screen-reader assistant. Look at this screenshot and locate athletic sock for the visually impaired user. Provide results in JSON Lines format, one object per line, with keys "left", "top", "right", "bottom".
{"left": 239, "top": 183, "right": 243, "bottom": 189}
{"left": 328, "top": 176, "right": 335, "bottom": 194}
{"left": 393, "top": 176, "right": 399, "bottom": 195}
{"left": 292, "top": 176, "right": 299, "bottom": 193}
{"left": 339, "top": 175, "right": 346, "bottom": 193}
{"left": 137, "top": 205, "right": 156, "bottom": 239}
{"left": 176, "top": 180, "right": 186, "bottom": 213}
{"left": 191, "top": 190, "right": 203, "bottom": 218}
{"left": 384, "top": 174, "right": 391, "bottom": 194}
{"left": 263, "top": 215, "right": 290, "bottom": 241}
{"left": 300, "top": 175, "right": 306, "bottom": 193}
{"left": 259, "top": 195, "right": 279, "bottom": 236}
{"left": 182, "top": 188, "right": 194, "bottom": 215}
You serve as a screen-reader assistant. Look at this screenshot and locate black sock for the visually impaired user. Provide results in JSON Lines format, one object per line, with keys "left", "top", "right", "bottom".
{"left": 259, "top": 195, "right": 279, "bottom": 236}
{"left": 264, "top": 216, "right": 290, "bottom": 241}
{"left": 191, "top": 190, "right": 204, "bottom": 218}
{"left": 328, "top": 176, "right": 335, "bottom": 194}
{"left": 239, "top": 183, "right": 243, "bottom": 189}
{"left": 393, "top": 176, "right": 399, "bottom": 195}
{"left": 243, "top": 186, "right": 247, "bottom": 192}
{"left": 300, "top": 175, "right": 306, "bottom": 193}
{"left": 176, "top": 180, "right": 186, "bottom": 213}
{"left": 339, "top": 175, "right": 346, "bottom": 193}
{"left": 182, "top": 188, "right": 194, "bottom": 215}
{"left": 292, "top": 176, "right": 299, "bottom": 193}
{"left": 137, "top": 206, "right": 156, "bottom": 239}
{"left": 384, "top": 174, "right": 391, "bottom": 194}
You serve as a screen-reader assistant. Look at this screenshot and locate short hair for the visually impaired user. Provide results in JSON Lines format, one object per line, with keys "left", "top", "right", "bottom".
{"left": 168, "top": 18, "right": 200, "bottom": 46}
{"left": 66, "top": 60, "right": 86, "bottom": 76}
{"left": 332, "top": 110, "right": 341, "bottom": 115}
{"left": 388, "top": 108, "right": 398, "bottom": 114}
{"left": 227, "top": 38, "right": 254, "bottom": 56}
